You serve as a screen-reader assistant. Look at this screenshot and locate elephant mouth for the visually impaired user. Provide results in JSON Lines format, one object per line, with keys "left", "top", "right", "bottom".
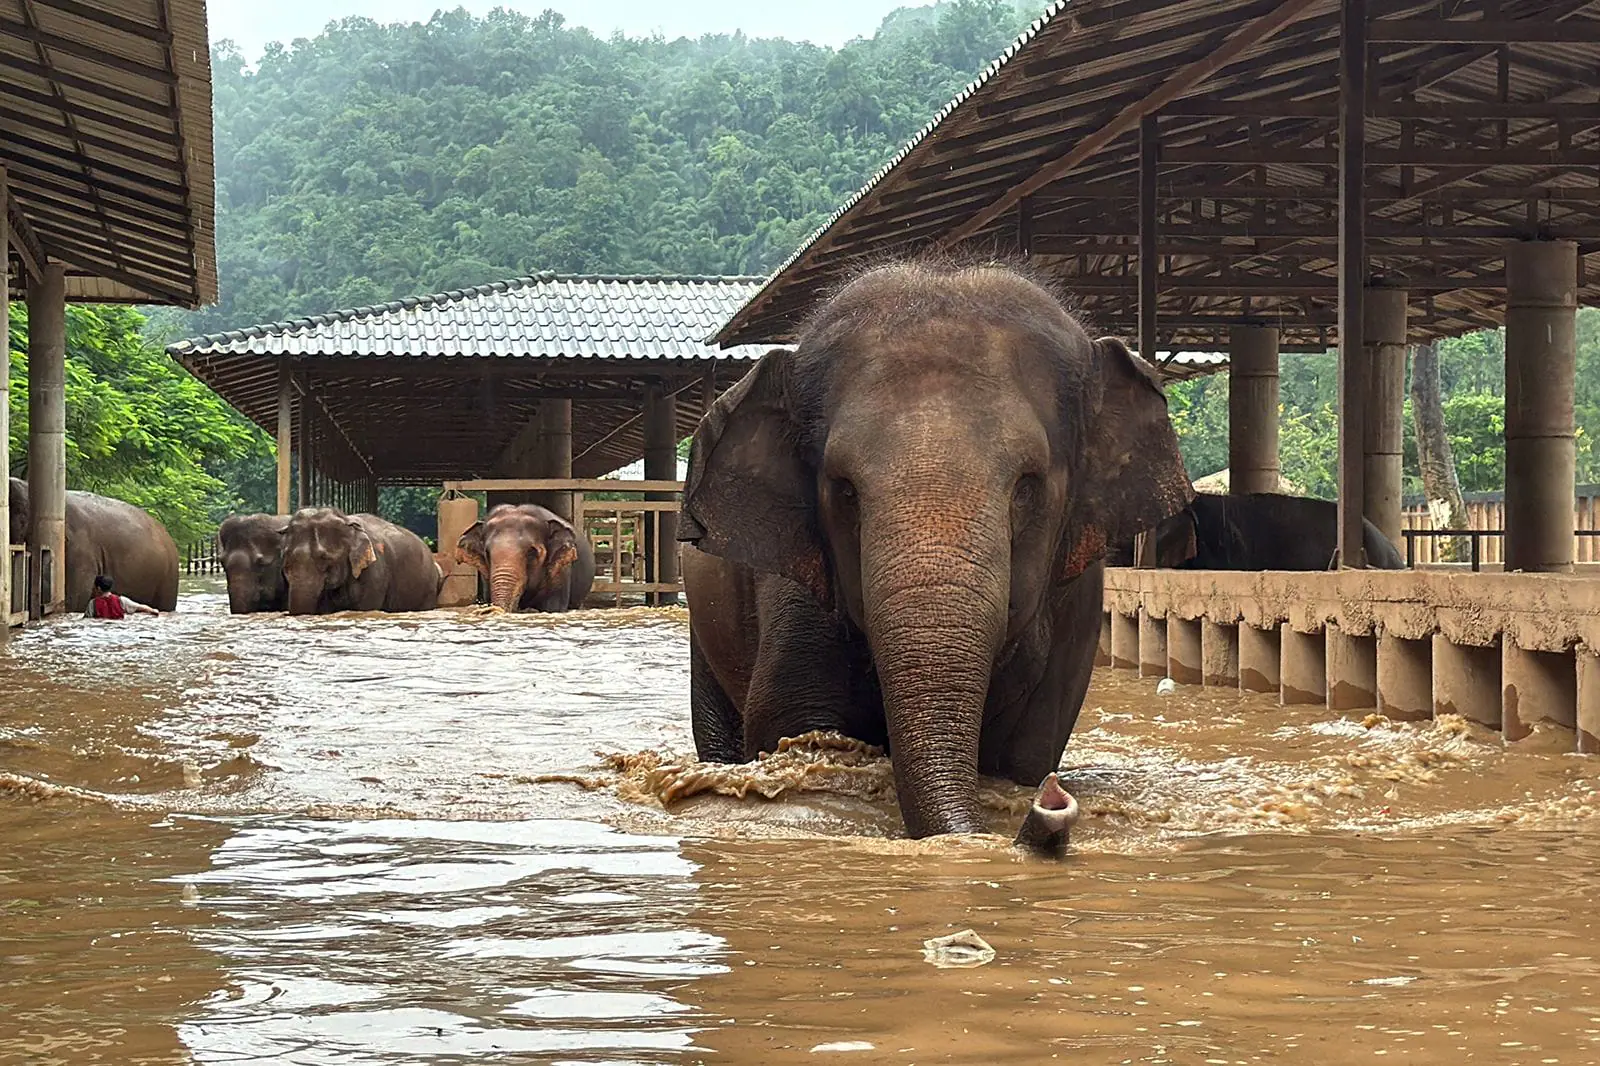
{"left": 1012, "top": 772, "right": 1081, "bottom": 858}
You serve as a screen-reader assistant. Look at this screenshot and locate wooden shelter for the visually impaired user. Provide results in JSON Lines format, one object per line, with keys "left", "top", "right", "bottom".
{"left": 169, "top": 274, "right": 772, "bottom": 506}
{"left": 3, "top": 0, "right": 218, "bottom": 624}
{"left": 713, "top": 0, "right": 1600, "bottom": 744}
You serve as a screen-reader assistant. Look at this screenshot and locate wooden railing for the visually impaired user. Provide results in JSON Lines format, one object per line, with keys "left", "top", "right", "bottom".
{"left": 184, "top": 542, "right": 221, "bottom": 575}
{"left": 441, "top": 479, "right": 683, "bottom": 606}
{"left": 1400, "top": 490, "right": 1600, "bottom": 564}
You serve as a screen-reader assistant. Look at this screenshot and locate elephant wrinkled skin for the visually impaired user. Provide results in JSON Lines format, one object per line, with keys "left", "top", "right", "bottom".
{"left": 1108, "top": 492, "right": 1407, "bottom": 570}
{"left": 455, "top": 503, "right": 595, "bottom": 613}
{"left": 282, "top": 507, "right": 442, "bottom": 615}
{"left": 9, "top": 477, "right": 179, "bottom": 612}
{"left": 217, "top": 513, "right": 290, "bottom": 614}
{"left": 678, "top": 262, "right": 1192, "bottom": 843}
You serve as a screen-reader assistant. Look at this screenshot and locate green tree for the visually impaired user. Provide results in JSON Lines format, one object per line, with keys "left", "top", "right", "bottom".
{"left": 7, "top": 304, "right": 270, "bottom": 544}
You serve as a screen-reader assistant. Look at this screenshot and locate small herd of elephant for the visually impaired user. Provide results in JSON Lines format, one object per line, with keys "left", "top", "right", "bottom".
{"left": 14, "top": 261, "right": 1414, "bottom": 853}
{"left": 218, "top": 503, "right": 595, "bottom": 616}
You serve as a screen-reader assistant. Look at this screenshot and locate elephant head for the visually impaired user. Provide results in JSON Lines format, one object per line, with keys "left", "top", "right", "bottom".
{"left": 8, "top": 477, "right": 28, "bottom": 547}
{"left": 217, "top": 513, "right": 289, "bottom": 613}
{"left": 454, "top": 503, "right": 579, "bottom": 612}
{"left": 282, "top": 507, "right": 377, "bottom": 616}
{"left": 680, "top": 261, "right": 1191, "bottom": 838}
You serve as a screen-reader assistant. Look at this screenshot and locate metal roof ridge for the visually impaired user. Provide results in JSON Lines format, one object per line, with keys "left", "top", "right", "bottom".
{"left": 167, "top": 273, "right": 765, "bottom": 354}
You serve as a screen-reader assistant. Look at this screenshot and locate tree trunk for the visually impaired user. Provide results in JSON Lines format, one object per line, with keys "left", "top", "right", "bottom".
{"left": 1410, "top": 342, "right": 1468, "bottom": 562}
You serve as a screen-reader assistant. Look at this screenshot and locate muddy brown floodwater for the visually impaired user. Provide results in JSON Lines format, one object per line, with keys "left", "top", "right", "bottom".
{"left": 3, "top": 579, "right": 1600, "bottom": 1064}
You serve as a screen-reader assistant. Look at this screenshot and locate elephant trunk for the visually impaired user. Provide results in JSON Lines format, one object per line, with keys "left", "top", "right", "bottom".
{"left": 285, "top": 576, "right": 320, "bottom": 616}
{"left": 861, "top": 505, "right": 1009, "bottom": 839}
{"left": 488, "top": 557, "right": 527, "bottom": 612}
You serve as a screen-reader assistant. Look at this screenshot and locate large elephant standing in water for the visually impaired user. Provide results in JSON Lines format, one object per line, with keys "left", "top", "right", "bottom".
{"left": 1108, "top": 492, "right": 1406, "bottom": 570}
{"left": 217, "top": 513, "right": 289, "bottom": 614}
{"left": 8, "top": 477, "right": 180, "bottom": 612}
{"left": 679, "top": 262, "right": 1193, "bottom": 844}
{"left": 454, "top": 503, "right": 595, "bottom": 612}
{"left": 281, "top": 507, "right": 442, "bottom": 615}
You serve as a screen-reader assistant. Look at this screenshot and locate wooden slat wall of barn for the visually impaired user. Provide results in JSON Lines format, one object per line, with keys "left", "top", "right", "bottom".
{"left": 1399, "top": 492, "right": 1600, "bottom": 564}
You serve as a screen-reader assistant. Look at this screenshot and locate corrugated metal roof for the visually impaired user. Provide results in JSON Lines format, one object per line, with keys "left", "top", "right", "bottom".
{"left": 1, "top": 0, "right": 217, "bottom": 308}
{"left": 170, "top": 273, "right": 772, "bottom": 362}
{"left": 715, "top": 0, "right": 1600, "bottom": 351}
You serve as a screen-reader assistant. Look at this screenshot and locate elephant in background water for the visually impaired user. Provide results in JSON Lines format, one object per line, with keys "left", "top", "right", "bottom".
{"left": 8, "top": 477, "right": 179, "bottom": 612}
{"left": 217, "top": 513, "right": 289, "bottom": 614}
{"left": 1108, "top": 492, "right": 1406, "bottom": 570}
{"left": 679, "top": 261, "right": 1192, "bottom": 846}
{"left": 454, "top": 503, "right": 595, "bottom": 612}
{"left": 282, "top": 507, "right": 442, "bottom": 615}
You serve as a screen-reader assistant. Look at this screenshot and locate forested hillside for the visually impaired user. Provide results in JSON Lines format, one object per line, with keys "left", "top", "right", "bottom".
{"left": 9, "top": 0, "right": 1589, "bottom": 539}
{"left": 146, "top": 0, "right": 1043, "bottom": 339}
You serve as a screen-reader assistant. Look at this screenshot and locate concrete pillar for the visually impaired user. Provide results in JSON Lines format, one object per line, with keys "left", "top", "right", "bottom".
{"left": 1111, "top": 611, "right": 1139, "bottom": 670}
{"left": 1363, "top": 286, "right": 1407, "bottom": 547}
{"left": 1432, "top": 636, "right": 1501, "bottom": 728}
{"left": 0, "top": 165, "right": 10, "bottom": 629}
{"left": 1096, "top": 612, "right": 1112, "bottom": 668}
{"left": 1202, "top": 620, "right": 1239, "bottom": 686}
{"left": 1228, "top": 325, "right": 1280, "bottom": 495}
{"left": 1502, "top": 642, "right": 1576, "bottom": 744}
{"left": 643, "top": 384, "right": 679, "bottom": 606}
{"left": 1325, "top": 625, "right": 1377, "bottom": 711}
{"left": 1139, "top": 608, "right": 1168, "bottom": 679}
{"left": 26, "top": 263, "right": 66, "bottom": 618}
{"left": 1280, "top": 625, "right": 1326, "bottom": 706}
{"left": 532, "top": 398, "right": 573, "bottom": 523}
{"left": 1167, "top": 616, "right": 1202, "bottom": 685}
{"left": 1377, "top": 634, "right": 1432, "bottom": 721}
{"left": 1505, "top": 240, "right": 1578, "bottom": 574}
{"left": 1577, "top": 648, "right": 1600, "bottom": 754}
{"left": 1239, "top": 624, "right": 1281, "bottom": 693}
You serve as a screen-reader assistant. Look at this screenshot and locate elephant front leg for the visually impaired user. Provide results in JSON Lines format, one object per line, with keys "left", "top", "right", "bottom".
{"left": 742, "top": 575, "right": 884, "bottom": 759}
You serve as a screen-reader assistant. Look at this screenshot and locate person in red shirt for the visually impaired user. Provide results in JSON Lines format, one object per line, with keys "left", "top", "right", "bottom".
{"left": 85, "top": 574, "right": 159, "bottom": 619}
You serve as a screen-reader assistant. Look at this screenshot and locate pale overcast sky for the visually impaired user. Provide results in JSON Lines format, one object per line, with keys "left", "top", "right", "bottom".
{"left": 209, "top": 0, "right": 910, "bottom": 57}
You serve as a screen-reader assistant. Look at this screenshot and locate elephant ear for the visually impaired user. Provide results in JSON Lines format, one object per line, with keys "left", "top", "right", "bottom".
{"left": 678, "top": 348, "right": 831, "bottom": 607}
{"left": 544, "top": 518, "right": 579, "bottom": 582}
{"left": 1156, "top": 509, "right": 1199, "bottom": 568}
{"left": 454, "top": 521, "right": 488, "bottom": 573}
{"left": 347, "top": 518, "right": 378, "bottom": 579}
{"left": 1062, "top": 337, "right": 1194, "bottom": 580}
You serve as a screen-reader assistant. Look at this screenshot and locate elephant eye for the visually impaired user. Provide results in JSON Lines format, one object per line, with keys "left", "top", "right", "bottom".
{"left": 833, "top": 478, "right": 857, "bottom": 504}
{"left": 1013, "top": 474, "right": 1041, "bottom": 511}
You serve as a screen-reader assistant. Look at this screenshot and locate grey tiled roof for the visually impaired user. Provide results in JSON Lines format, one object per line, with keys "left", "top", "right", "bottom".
{"left": 168, "top": 273, "right": 772, "bottom": 362}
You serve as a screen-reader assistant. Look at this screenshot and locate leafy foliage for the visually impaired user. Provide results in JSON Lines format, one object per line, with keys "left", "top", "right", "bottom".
{"left": 7, "top": 305, "right": 273, "bottom": 544}
{"left": 146, "top": 1, "right": 1043, "bottom": 342}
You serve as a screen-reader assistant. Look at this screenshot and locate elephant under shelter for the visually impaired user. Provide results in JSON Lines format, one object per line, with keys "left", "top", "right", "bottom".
{"left": 8, "top": 477, "right": 180, "bottom": 614}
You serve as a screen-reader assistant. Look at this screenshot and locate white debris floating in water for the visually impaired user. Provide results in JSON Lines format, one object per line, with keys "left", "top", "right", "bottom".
{"left": 922, "top": 928, "right": 996, "bottom": 968}
{"left": 810, "top": 1042, "right": 876, "bottom": 1053}
{"left": 1156, "top": 677, "right": 1177, "bottom": 696}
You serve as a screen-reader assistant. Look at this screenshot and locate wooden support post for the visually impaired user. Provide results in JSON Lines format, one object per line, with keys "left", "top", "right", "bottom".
{"left": 1337, "top": 0, "right": 1368, "bottom": 568}
{"left": 535, "top": 399, "right": 574, "bottom": 524}
{"left": 1138, "top": 115, "right": 1158, "bottom": 366}
{"left": 643, "top": 383, "right": 679, "bottom": 606}
{"left": 296, "top": 373, "right": 311, "bottom": 510}
{"left": 701, "top": 367, "right": 716, "bottom": 421}
{"left": 0, "top": 165, "right": 11, "bottom": 629}
{"left": 27, "top": 262, "right": 67, "bottom": 618}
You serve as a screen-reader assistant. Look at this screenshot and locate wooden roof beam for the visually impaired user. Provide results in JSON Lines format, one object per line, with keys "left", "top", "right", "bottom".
{"left": 942, "top": 0, "right": 1325, "bottom": 246}
{"left": 1368, "top": 18, "right": 1600, "bottom": 43}
{"left": 4, "top": 187, "right": 45, "bottom": 280}
{"left": 0, "top": 15, "right": 177, "bottom": 84}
